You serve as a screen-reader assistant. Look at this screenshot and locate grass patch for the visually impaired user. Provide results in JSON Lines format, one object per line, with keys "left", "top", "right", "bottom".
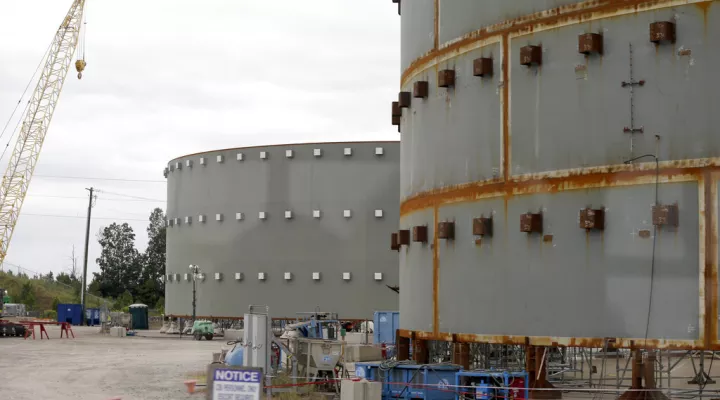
{"left": 0, "top": 271, "right": 107, "bottom": 312}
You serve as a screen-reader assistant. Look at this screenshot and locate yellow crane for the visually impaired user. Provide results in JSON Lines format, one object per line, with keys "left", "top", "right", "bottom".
{"left": 0, "top": 0, "right": 87, "bottom": 265}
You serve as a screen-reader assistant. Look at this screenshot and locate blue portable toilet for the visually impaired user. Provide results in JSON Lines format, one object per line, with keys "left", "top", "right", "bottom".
{"left": 85, "top": 308, "right": 100, "bottom": 326}
{"left": 57, "top": 304, "right": 83, "bottom": 325}
{"left": 373, "top": 311, "right": 399, "bottom": 344}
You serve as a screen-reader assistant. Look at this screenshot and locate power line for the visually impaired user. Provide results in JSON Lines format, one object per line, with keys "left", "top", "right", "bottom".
{"left": 27, "top": 194, "right": 164, "bottom": 203}
{"left": 22, "top": 213, "right": 148, "bottom": 222}
{"left": 95, "top": 190, "right": 164, "bottom": 202}
{"left": 0, "top": 40, "right": 54, "bottom": 145}
{"left": 34, "top": 174, "right": 166, "bottom": 183}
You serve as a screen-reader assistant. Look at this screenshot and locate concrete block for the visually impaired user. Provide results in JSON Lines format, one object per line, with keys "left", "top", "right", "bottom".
{"left": 166, "top": 321, "right": 180, "bottom": 334}
{"left": 110, "top": 327, "right": 126, "bottom": 337}
{"left": 344, "top": 332, "right": 373, "bottom": 344}
{"left": 344, "top": 345, "right": 384, "bottom": 363}
{"left": 341, "top": 379, "right": 381, "bottom": 400}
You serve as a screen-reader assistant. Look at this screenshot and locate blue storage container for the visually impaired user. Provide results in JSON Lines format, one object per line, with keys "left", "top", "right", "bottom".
{"left": 454, "top": 370, "right": 529, "bottom": 400}
{"left": 354, "top": 362, "right": 460, "bottom": 400}
{"left": 355, "top": 363, "right": 381, "bottom": 381}
{"left": 373, "top": 311, "right": 399, "bottom": 344}
{"left": 57, "top": 304, "right": 83, "bottom": 325}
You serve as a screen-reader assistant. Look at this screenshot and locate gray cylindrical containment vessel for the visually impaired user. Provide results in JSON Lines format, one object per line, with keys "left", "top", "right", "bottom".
{"left": 398, "top": 0, "right": 719, "bottom": 349}
{"left": 165, "top": 141, "right": 400, "bottom": 319}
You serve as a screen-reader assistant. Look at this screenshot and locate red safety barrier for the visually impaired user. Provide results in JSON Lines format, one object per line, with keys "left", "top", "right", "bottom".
{"left": 20, "top": 321, "right": 74, "bottom": 340}
{"left": 265, "top": 379, "right": 341, "bottom": 389}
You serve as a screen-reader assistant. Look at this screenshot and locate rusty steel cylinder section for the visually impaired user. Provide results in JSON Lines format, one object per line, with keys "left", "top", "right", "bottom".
{"left": 398, "top": 0, "right": 719, "bottom": 349}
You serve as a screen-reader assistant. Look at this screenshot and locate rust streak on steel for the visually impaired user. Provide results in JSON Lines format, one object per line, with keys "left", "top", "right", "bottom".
{"left": 401, "top": 161, "right": 720, "bottom": 217}
{"left": 502, "top": 34, "right": 510, "bottom": 182}
{"left": 712, "top": 175, "right": 719, "bottom": 345}
{"left": 400, "top": 0, "right": 712, "bottom": 86}
{"left": 397, "top": 329, "right": 706, "bottom": 350}
{"left": 704, "top": 172, "right": 719, "bottom": 346}
{"left": 698, "top": 173, "right": 707, "bottom": 347}
{"left": 433, "top": 0, "right": 439, "bottom": 50}
{"left": 433, "top": 205, "right": 440, "bottom": 335}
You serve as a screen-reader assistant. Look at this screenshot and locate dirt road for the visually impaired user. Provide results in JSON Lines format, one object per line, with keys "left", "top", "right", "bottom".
{"left": 0, "top": 326, "right": 220, "bottom": 400}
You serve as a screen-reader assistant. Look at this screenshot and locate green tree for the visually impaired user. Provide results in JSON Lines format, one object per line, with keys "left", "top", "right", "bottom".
{"left": 56, "top": 272, "right": 79, "bottom": 287}
{"left": 155, "top": 296, "right": 165, "bottom": 315}
{"left": 51, "top": 297, "right": 60, "bottom": 311}
{"left": 17, "top": 282, "right": 36, "bottom": 309}
{"left": 140, "top": 208, "right": 166, "bottom": 306}
{"left": 94, "top": 223, "right": 141, "bottom": 298}
{"left": 113, "top": 289, "right": 134, "bottom": 310}
{"left": 88, "top": 278, "right": 102, "bottom": 297}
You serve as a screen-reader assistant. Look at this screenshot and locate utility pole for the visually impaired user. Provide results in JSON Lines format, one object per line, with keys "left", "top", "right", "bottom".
{"left": 81, "top": 187, "right": 94, "bottom": 325}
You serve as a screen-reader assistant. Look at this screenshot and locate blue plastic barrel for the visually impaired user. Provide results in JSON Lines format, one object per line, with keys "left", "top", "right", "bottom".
{"left": 225, "top": 346, "right": 245, "bottom": 366}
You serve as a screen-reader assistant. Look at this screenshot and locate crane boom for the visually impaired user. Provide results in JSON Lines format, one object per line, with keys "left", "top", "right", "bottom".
{"left": 0, "top": 0, "right": 86, "bottom": 264}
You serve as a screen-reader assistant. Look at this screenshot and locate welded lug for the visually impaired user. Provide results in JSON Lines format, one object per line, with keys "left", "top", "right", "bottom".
{"left": 398, "top": 91, "right": 411, "bottom": 108}
{"left": 390, "top": 232, "right": 400, "bottom": 251}
{"left": 579, "top": 33, "right": 603, "bottom": 55}
{"left": 520, "top": 213, "right": 543, "bottom": 233}
{"left": 398, "top": 229, "right": 410, "bottom": 246}
{"left": 650, "top": 21, "right": 676, "bottom": 44}
{"left": 579, "top": 208, "right": 605, "bottom": 230}
{"left": 472, "top": 217, "right": 493, "bottom": 236}
{"left": 473, "top": 57, "right": 493, "bottom": 77}
{"left": 391, "top": 101, "right": 401, "bottom": 117}
{"left": 413, "top": 81, "right": 428, "bottom": 98}
{"left": 520, "top": 45, "right": 542, "bottom": 66}
{"left": 437, "top": 221, "right": 455, "bottom": 240}
{"left": 652, "top": 204, "right": 678, "bottom": 227}
{"left": 412, "top": 225, "right": 428, "bottom": 243}
{"left": 438, "top": 69, "right": 455, "bottom": 88}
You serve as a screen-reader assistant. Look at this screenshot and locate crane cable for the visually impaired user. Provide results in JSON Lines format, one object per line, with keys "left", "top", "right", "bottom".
{"left": 76, "top": 3, "right": 88, "bottom": 79}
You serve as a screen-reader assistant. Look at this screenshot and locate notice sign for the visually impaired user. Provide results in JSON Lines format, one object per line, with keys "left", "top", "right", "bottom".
{"left": 206, "top": 365, "right": 263, "bottom": 400}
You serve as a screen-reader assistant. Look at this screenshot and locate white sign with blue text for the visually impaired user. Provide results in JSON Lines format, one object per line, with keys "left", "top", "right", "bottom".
{"left": 211, "top": 368, "right": 262, "bottom": 400}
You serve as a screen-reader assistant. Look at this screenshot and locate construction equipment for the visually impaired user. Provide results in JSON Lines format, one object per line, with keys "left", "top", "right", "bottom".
{"left": 0, "top": 0, "right": 87, "bottom": 266}
{"left": 0, "top": 288, "right": 26, "bottom": 338}
{"left": 192, "top": 320, "right": 214, "bottom": 340}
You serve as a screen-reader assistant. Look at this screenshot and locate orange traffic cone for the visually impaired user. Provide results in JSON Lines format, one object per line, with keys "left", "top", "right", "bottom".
{"left": 184, "top": 380, "right": 198, "bottom": 394}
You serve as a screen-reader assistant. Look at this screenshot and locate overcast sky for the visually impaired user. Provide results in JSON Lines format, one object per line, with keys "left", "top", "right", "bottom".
{"left": 0, "top": 0, "right": 400, "bottom": 280}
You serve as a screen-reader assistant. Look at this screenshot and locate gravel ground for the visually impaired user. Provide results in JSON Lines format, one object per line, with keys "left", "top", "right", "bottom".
{"left": 3, "top": 325, "right": 720, "bottom": 400}
{"left": 0, "top": 326, "right": 220, "bottom": 400}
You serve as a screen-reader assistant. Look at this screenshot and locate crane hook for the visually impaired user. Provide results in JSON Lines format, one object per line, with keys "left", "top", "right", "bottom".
{"left": 75, "top": 60, "right": 87, "bottom": 80}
